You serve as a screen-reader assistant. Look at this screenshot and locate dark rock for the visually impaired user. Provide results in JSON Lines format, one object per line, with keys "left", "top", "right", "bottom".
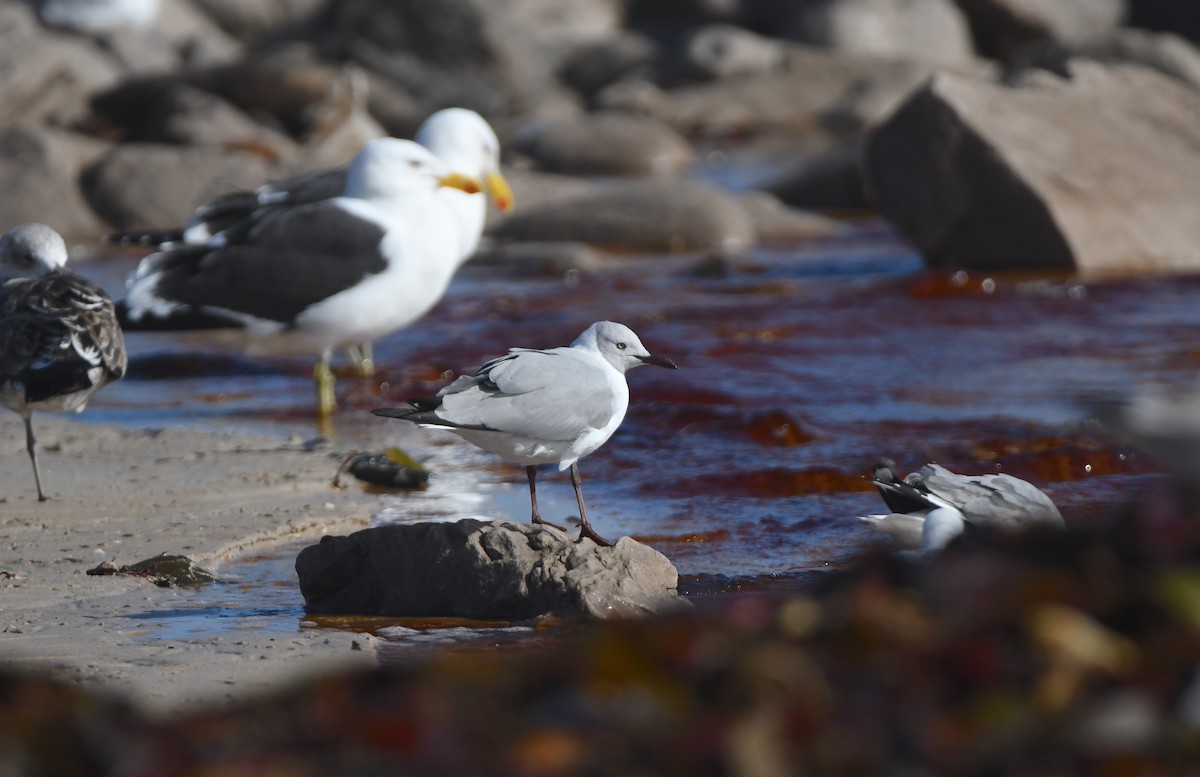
{"left": 1011, "top": 28, "right": 1200, "bottom": 91}
{"left": 198, "top": 48, "right": 367, "bottom": 139}
{"left": 866, "top": 63, "right": 1200, "bottom": 273}
{"left": 82, "top": 143, "right": 273, "bottom": 231}
{"left": 625, "top": 0, "right": 803, "bottom": 31}
{"left": 764, "top": 137, "right": 869, "bottom": 210}
{"left": 0, "top": 124, "right": 110, "bottom": 240}
{"left": 790, "top": 0, "right": 976, "bottom": 67}
{"left": 492, "top": 178, "right": 756, "bottom": 253}
{"left": 957, "top": 0, "right": 1126, "bottom": 61}
{"left": 129, "top": 84, "right": 298, "bottom": 155}
{"left": 515, "top": 112, "right": 692, "bottom": 176}
{"left": 295, "top": 519, "right": 689, "bottom": 620}
{"left": 1128, "top": 0, "right": 1200, "bottom": 42}
{"left": 559, "top": 31, "right": 661, "bottom": 98}
{"left": 626, "top": 0, "right": 747, "bottom": 27}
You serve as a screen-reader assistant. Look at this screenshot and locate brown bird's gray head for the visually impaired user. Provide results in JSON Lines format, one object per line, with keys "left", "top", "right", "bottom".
{"left": 0, "top": 223, "right": 68, "bottom": 281}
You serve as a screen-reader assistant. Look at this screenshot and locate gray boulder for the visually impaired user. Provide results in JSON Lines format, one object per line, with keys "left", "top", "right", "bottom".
{"left": 82, "top": 142, "right": 272, "bottom": 231}
{"left": 737, "top": 191, "right": 845, "bottom": 242}
{"left": 866, "top": 63, "right": 1200, "bottom": 273}
{"left": 315, "top": 0, "right": 552, "bottom": 114}
{"left": 493, "top": 178, "right": 756, "bottom": 253}
{"left": 0, "top": 124, "right": 110, "bottom": 240}
{"left": 0, "top": 3, "right": 122, "bottom": 130}
{"left": 682, "top": 24, "right": 787, "bottom": 81}
{"left": 793, "top": 0, "right": 976, "bottom": 67}
{"left": 515, "top": 113, "right": 693, "bottom": 176}
{"left": 295, "top": 519, "right": 690, "bottom": 620}
{"left": 599, "top": 44, "right": 945, "bottom": 137}
{"left": 189, "top": 0, "right": 325, "bottom": 42}
{"left": 1011, "top": 28, "right": 1200, "bottom": 92}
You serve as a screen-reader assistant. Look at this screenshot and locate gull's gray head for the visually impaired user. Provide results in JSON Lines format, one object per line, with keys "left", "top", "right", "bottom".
{"left": 344, "top": 138, "right": 480, "bottom": 201}
{"left": 575, "top": 321, "right": 678, "bottom": 374}
{"left": 0, "top": 223, "right": 68, "bottom": 281}
{"left": 416, "top": 108, "right": 512, "bottom": 212}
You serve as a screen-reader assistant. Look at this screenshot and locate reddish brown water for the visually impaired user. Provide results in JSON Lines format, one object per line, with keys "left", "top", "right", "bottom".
{"left": 82, "top": 220, "right": 1182, "bottom": 597}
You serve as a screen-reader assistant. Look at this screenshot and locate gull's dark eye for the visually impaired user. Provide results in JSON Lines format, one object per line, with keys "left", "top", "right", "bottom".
{"left": 408, "top": 159, "right": 421, "bottom": 168}
{"left": 616, "top": 342, "right": 626, "bottom": 351}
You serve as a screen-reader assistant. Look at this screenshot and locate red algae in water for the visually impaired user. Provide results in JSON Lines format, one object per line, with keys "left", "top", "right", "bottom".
{"left": 670, "top": 467, "right": 876, "bottom": 498}
{"left": 744, "top": 410, "right": 816, "bottom": 447}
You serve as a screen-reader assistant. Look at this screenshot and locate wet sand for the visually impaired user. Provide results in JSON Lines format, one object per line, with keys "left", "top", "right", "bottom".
{"left": 0, "top": 414, "right": 386, "bottom": 713}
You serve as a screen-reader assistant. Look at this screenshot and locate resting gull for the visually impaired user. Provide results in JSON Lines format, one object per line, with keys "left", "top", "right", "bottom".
{"left": 117, "top": 138, "right": 482, "bottom": 416}
{"left": 861, "top": 460, "right": 1065, "bottom": 556}
{"left": 0, "top": 224, "right": 127, "bottom": 501}
{"left": 373, "top": 321, "right": 677, "bottom": 546}
{"left": 109, "top": 108, "right": 513, "bottom": 377}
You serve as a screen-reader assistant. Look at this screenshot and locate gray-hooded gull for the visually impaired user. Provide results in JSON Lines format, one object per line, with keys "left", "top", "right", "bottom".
{"left": 0, "top": 224, "right": 127, "bottom": 501}
{"left": 372, "top": 321, "right": 678, "bottom": 546}
{"left": 117, "top": 138, "right": 482, "bottom": 416}
{"left": 862, "top": 460, "right": 1065, "bottom": 556}
{"left": 110, "top": 108, "right": 514, "bottom": 379}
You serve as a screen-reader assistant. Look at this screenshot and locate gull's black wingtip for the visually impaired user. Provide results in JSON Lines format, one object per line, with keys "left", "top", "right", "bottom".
{"left": 371, "top": 407, "right": 411, "bottom": 419}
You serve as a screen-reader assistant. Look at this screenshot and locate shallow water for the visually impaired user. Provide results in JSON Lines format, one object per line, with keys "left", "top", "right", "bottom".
{"left": 75, "top": 220, "right": 1191, "bottom": 643}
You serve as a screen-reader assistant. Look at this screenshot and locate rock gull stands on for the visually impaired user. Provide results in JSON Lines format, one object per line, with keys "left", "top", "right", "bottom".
{"left": 0, "top": 224, "right": 127, "bottom": 501}
{"left": 109, "top": 108, "right": 514, "bottom": 377}
{"left": 862, "top": 460, "right": 1065, "bottom": 557}
{"left": 373, "top": 321, "right": 677, "bottom": 546}
{"left": 117, "top": 139, "right": 482, "bottom": 416}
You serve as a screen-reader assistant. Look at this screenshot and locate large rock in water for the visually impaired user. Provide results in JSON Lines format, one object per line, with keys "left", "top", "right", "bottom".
{"left": 295, "top": 520, "right": 690, "bottom": 620}
{"left": 865, "top": 63, "right": 1200, "bottom": 274}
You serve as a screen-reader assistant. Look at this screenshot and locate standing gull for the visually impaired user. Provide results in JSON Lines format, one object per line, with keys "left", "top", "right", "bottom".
{"left": 861, "top": 460, "right": 1065, "bottom": 556}
{"left": 372, "top": 321, "right": 677, "bottom": 546}
{"left": 0, "top": 224, "right": 127, "bottom": 501}
{"left": 109, "top": 108, "right": 514, "bottom": 377}
{"left": 117, "top": 139, "right": 482, "bottom": 416}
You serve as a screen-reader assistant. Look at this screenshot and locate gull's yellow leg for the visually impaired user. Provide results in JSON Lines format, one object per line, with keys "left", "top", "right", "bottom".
{"left": 314, "top": 350, "right": 337, "bottom": 416}
{"left": 345, "top": 342, "right": 375, "bottom": 379}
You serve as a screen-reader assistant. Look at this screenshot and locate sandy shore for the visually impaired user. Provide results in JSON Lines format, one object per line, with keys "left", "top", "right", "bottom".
{"left": 0, "top": 413, "right": 401, "bottom": 714}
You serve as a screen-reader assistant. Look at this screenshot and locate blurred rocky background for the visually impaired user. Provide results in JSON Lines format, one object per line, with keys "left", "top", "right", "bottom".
{"left": 5, "top": 0, "right": 1200, "bottom": 272}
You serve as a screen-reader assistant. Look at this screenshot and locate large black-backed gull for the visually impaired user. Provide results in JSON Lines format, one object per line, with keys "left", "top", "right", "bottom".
{"left": 118, "top": 138, "right": 483, "bottom": 416}
{"left": 110, "top": 108, "right": 513, "bottom": 377}
{"left": 0, "top": 223, "right": 127, "bottom": 501}
{"left": 373, "top": 321, "right": 678, "bottom": 546}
